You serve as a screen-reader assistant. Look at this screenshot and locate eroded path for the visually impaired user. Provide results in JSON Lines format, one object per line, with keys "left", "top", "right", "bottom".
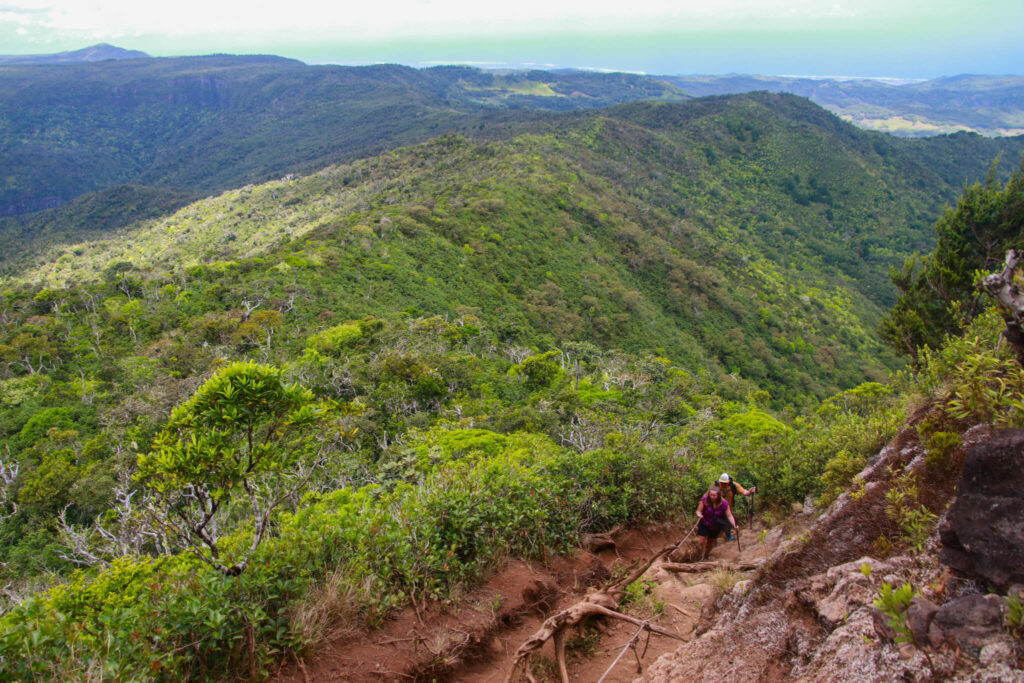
{"left": 274, "top": 515, "right": 805, "bottom": 682}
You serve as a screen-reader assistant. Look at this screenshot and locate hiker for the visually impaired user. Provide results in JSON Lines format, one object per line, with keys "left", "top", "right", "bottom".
{"left": 695, "top": 485, "right": 738, "bottom": 560}
{"left": 715, "top": 473, "right": 756, "bottom": 540}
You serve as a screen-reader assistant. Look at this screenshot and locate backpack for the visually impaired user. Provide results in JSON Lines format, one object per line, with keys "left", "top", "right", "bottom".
{"left": 714, "top": 477, "right": 738, "bottom": 497}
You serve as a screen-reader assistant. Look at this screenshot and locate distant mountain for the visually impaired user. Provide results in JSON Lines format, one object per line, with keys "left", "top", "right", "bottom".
{"left": 0, "top": 43, "right": 149, "bottom": 65}
{"left": 0, "top": 54, "right": 686, "bottom": 217}
{"left": 661, "top": 73, "right": 1024, "bottom": 137}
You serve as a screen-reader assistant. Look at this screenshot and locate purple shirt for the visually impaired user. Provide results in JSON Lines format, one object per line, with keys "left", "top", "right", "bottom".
{"left": 699, "top": 494, "right": 729, "bottom": 527}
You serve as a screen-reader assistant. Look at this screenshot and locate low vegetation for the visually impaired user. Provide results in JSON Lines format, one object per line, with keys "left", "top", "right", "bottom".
{"left": 0, "top": 88, "right": 1022, "bottom": 680}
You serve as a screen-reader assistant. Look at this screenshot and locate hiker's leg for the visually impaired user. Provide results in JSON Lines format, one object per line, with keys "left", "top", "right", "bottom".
{"left": 718, "top": 517, "right": 734, "bottom": 540}
{"left": 697, "top": 524, "right": 710, "bottom": 559}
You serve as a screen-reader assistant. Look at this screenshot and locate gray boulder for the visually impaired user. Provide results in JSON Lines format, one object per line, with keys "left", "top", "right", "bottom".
{"left": 931, "top": 594, "right": 1005, "bottom": 655}
{"left": 939, "top": 429, "right": 1024, "bottom": 590}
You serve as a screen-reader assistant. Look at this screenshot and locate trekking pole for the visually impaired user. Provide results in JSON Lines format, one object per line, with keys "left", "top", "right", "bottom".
{"left": 749, "top": 490, "right": 755, "bottom": 527}
{"left": 665, "top": 520, "right": 701, "bottom": 562}
{"left": 735, "top": 525, "right": 741, "bottom": 553}
{"left": 674, "top": 520, "right": 700, "bottom": 553}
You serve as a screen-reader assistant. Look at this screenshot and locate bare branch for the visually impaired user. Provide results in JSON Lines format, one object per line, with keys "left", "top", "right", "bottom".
{"left": 979, "top": 249, "right": 1024, "bottom": 365}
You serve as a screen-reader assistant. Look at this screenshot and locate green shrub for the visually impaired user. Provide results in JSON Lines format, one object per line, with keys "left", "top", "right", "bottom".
{"left": 884, "top": 470, "right": 937, "bottom": 553}
{"left": 0, "top": 428, "right": 704, "bottom": 678}
{"left": 307, "top": 323, "right": 362, "bottom": 355}
{"left": 923, "top": 430, "right": 961, "bottom": 467}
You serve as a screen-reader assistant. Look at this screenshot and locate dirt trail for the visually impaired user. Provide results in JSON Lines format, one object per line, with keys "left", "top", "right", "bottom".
{"left": 462, "top": 520, "right": 777, "bottom": 683}
{"left": 273, "top": 515, "right": 803, "bottom": 682}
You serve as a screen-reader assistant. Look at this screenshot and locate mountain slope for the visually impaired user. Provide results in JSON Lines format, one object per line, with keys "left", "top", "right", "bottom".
{"left": 7, "top": 93, "right": 1024, "bottom": 405}
{"left": 0, "top": 43, "right": 149, "bottom": 65}
{"left": 0, "top": 55, "right": 686, "bottom": 217}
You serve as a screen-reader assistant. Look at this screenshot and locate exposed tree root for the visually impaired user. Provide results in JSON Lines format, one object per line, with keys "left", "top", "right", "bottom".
{"left": 505, "top": 526, "right": 697, "bottom": 683}
{"left": 661, "top": 560, "right": 763, "bottom": 573}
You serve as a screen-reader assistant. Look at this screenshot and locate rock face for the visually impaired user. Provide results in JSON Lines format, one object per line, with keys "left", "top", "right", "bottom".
{"left": 932, "top": 594, "right": 1007, "bottom": 655}
{"left": 940, "top": 429, "right": 1024, "bottom": 591}
{"left": 641, "top": 424, "right": 1024, "bottom": 683}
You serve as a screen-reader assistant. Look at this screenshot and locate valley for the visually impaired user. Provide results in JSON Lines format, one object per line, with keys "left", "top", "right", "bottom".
{"left": 0, "top": 46, "right": 1023, "bottom": 682}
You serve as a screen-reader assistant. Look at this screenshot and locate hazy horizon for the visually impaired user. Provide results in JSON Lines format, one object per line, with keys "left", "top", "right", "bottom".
{"left": 1, "top": 0, "right": 1022, "bottom": 79}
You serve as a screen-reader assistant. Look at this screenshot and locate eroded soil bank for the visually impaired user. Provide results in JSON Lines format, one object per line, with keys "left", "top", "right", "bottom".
{"left": 273, "top": 514, "right": 805, "bottom": 682}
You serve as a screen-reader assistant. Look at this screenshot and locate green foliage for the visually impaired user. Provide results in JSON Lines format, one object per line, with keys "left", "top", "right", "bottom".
{"left": 513, "top": 351, "right": 562, "bottom": 390}
{"left": 619, "top": 577, "right": 665, "bottom": 616}
{"left": 136, "top": 361, "right": 343, "bottom": 575}
{"left": 815, "top": 383, "right": 904, "bottom": 505}
{"left": 0, "top": 429, "right": 702, "bottom": 678}
{"left": 0, "top": 57, "right": 687, "bottom": 225}
{"left": 307, "top": 323, "right": 363, "bottom": 355}
{"left": 872, "top": 581, "right": 937, "bottom": 674}
{"left": 1, "top": 81, "right": 1023, "bottom": 681}
{"left": 662, "top": 74, "right": 1024, "bottom": 138}
{"left": 881, "top": 163, "right": 1024, "bottom": 357}
{"left": 1006, "top": 591, "right": 1024, "bottom": 639}
{"left": 884, "top": 470, "right": 938, "bottom": 553}
{"left": 5, "top": 94, "right": 1022, "bottom": 411}
{"left": 923, "top": 430, "right": 961, "bottom": 467}
{"left": 139, "top": 362, "right": 322, "bottom": 491}
{"left": 908, "top": 307, "right": 1024, "bottom": 429}
{"left": 873, "top": 581, "right": 918, "bottom": 644}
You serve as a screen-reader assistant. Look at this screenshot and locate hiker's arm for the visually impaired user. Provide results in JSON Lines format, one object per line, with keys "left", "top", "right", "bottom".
{"left": 696, "top": 499, "right": 704, "bottom": 518}
{"left": 736, "top": 482, "right": 755, "bottom": 496}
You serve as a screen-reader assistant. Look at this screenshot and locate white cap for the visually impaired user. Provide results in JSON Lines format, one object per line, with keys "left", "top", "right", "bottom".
{"left": 718, "top": 473, "right": 731, "bottom": 483}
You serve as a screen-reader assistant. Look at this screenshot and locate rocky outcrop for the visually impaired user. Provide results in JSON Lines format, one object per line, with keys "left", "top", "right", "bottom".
{"left": 932, "top": 594, "right": 1007, "bottom": 655}
{"left": 641, "top": 424, "right": 1024, "bottom": 683}
{"left": 940, "top": 428, "right": 1024, "bottom": 591}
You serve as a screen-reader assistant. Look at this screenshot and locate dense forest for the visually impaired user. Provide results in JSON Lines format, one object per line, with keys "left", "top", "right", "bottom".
{"left": 0, "top": 69, "right": 1023, "bottom": 679}
{"left": 0, "top": 55, "right": 687, "bottom": 218}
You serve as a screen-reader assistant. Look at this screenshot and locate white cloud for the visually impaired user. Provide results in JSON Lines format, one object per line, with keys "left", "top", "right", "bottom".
{"left": 0, "top": 0, "right": 895, "bottom": 40}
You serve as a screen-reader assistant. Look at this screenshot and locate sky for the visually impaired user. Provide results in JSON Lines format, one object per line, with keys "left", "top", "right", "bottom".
{"left": 0, "top": 0, "right": 1021, "bottom": 77}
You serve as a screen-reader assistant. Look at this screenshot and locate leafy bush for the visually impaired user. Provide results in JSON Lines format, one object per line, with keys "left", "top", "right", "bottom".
{"left": 0, "top": 427, "right": 708, "bottom": 679}
{"left": 307, "top": 323, "right": 362, "bottom": 355}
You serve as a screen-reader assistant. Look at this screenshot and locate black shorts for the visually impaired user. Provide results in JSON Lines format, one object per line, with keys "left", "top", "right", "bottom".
{"left": 697, "top": 522, "right": 721, "bottom": 538}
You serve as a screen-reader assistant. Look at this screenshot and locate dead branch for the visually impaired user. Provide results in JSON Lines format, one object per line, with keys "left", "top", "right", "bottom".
{"left": 0, "top": 457, "right": 19, "bottom": 522}
{"left": 979, "top": 249, "right": 1024, "bottom": 365}
{"left": 582, "top": 525, "right": 621, "bottom": 552}
{"left": 505, "top": 595, "right": 681, "bottom": 683}
{"left": 669, "top": 602, "right": 697, "bottom": 619}
{"left": 661, "top": 560, "right": 763, "bottom": 573}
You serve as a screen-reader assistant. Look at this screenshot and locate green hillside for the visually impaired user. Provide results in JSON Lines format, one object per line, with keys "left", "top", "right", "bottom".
{"left": 0, "top": 56, "right": 686, "bottom": 218}
{"left": 5, "top": 94, "right": 1024, "bottom": 408}
{"left": 3, "top": 92, "right": 1024, "bottom": 681}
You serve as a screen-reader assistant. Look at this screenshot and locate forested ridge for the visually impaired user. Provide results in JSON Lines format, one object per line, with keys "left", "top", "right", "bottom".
{"left": 0, "top": 54, "right": 686, "bottom": 218}
{"left": 1, "top": 86, "right": 1024, "bottom": 680}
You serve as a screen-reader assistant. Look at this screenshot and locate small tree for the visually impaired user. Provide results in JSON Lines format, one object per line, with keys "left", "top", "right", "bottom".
{"left": 136, "top": 361, "right": 343, "bottom": 575}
